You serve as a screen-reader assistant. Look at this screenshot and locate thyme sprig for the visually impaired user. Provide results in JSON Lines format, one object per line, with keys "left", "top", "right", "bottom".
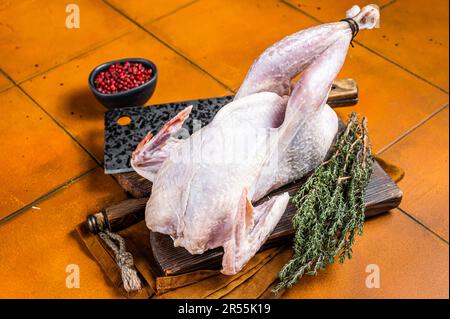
{"left": 273, "top": 113, "right": 374, "bottom": 294}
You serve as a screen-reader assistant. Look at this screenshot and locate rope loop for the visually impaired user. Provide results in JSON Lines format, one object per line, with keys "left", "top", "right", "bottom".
{"left": 99, "top": 230, "right": 142, "bottom": 293}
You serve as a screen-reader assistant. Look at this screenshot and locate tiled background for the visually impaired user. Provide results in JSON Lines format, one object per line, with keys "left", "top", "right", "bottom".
{"left": 0, "top": 0, "right": 448, "bottom": 298}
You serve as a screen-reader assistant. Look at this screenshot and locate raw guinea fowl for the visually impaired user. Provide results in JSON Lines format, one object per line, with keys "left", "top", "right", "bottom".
{"left": 131, "top": 5, "right": 380, "bottom": 275}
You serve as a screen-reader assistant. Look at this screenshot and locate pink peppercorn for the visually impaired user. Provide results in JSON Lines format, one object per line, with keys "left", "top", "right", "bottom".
{"left": 94, "top": 62, "right": 153, "bottom": 94}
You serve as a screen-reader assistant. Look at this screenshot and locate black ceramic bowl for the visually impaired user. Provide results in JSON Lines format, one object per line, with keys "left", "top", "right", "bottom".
{"left": 88, "top": 58, "right": 158, "bottom": 109}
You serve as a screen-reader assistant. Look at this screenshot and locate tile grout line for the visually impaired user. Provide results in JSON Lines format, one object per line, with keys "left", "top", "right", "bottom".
{"left": 0, "top": 70, "right": 15, "bottom": 94}
{"left": 102, "top": 0, "right": 235, "bottom": 94}
{"left": 1, "top": 1, "right": 445, "bottom": 97}
{"left": 0, "top": 0, "right": 445, "bottom": 232}
{"left": 397, "top": 207, "right": 449, "bottom": 245}
{"left": 0, "top": 1, "right": 230, "bottom": 227}
{"left": 2, "top": 0, "right": 198, "bottom": 89}
{"left": 0, "top": 84, "right": 15, "bottom": 95}
{"left": 380, "top": 0, "right": 398, "bottom": 10}
{"left": 0, "top": 69, "right": 16, "bottom": 91}
{"left": 377, "top": 103, "right": 449, "bottom": 242}
{"left": 16, "top": 30, "right": 134, "bottom": 86}
{"left": 354, "top": 41, "right": 449, "bottom": 94}
{"left": 20, "top": 85, "right": 104, "bottom": 166}
{"left": 279, "top": 0, "right": 449, "bottom": 95}
{"left": 1, "top": 31, "right": 133, "bottom": 90}
{"left": 145, "top": 0, "right": 200, "bottom": 25}
{"left": 280, "top": 0, "right": 449, "bottom": 245}
{"left": 377, "top": 103, "right": 449, "bottom": 155}
{"left": 0, "top": 2, "right": 218, "bottom": 171}
{"left": 0, "top": 167, "right": 98, "bottom": 226}
{"left": 14, "top": 0, "right": 202, "bottom": 87}
{"left": 0, "top": 67, "right": 104, "bottom": 167}
{"left": 280, "top": 0, "right": 321, "bottom": 23}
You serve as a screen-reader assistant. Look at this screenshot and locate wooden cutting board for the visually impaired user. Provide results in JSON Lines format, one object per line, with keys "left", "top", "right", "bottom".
{"left": 95, "top": 83, "right": 402, "bottom": 276}
{"left": 104, "top": 160, "right": 402, "bottom": 276}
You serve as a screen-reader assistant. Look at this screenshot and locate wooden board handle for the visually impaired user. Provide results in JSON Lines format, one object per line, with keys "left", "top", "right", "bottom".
{"left": 328, "top": 78, "right": 358, "bottom": 107}
{"left": 87, "top": 197, "right": 148, "bottom": 233}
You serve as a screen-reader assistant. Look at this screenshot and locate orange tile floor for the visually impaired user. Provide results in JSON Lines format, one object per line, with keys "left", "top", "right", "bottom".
{"left": 0, "top": 0, "right": 448, "bottom": 298}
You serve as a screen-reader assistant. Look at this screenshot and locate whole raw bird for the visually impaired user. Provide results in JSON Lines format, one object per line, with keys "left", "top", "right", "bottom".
{"left": 131, "top": 5, "right": 380, "bottom": 275}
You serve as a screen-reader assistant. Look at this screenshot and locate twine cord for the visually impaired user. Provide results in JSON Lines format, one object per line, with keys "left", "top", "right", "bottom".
{"left": 340, "top": 18, "right": 360, "bottom": 47}
{"left": 99, "top": 230, "right": 142, "bottom": 293}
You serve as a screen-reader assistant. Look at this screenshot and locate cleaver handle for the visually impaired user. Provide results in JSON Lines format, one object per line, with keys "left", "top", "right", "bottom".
{"left": 87, "top": 197, "right": 148, "bottom": 234}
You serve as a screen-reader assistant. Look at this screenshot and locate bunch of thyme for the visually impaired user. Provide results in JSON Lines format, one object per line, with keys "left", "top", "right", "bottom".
{"left": 273, "top": 113, "right": 374, "bottom": 294}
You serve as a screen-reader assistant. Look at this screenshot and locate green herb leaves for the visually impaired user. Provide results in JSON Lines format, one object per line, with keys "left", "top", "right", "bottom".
{"left": 273, "top": 113, "right": 374, "bottom": 294}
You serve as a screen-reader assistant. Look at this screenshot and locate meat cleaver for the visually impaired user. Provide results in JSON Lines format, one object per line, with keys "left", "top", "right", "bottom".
{"left": 104, "top": 78, "right": 358, "bottom": 174}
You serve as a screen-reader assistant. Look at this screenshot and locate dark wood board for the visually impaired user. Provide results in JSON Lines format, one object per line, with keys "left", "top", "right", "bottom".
{"left": 112, "top": 160, "right": 402, "bottom": 276}
{"left": 105, "top": 88, "right": 403, "bottom": 276}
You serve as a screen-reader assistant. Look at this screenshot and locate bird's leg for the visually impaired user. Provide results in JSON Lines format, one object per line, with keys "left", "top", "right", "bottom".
{"left": 235, "top": 5, "right": 380, "bottom": 100}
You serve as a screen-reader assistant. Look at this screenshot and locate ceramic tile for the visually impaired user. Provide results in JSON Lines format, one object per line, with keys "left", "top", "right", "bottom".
{"left": 334, "top": 46, "right": 449, "bottom": 152}
{"left": 0, "top": 72, "right": 13, "bottom": 92}
{"left": 0, "top": 0, "right": 134, "bottom": 82}
{"left": 0, "top": 168, "right": 127, "bottom": 298}
{"left": 106, "top": 0, "right": 197, "bottom": 24}
{"left": 0, "top": 87, "right": 97, "bottom": 219}
{"left": 147, "top": 0, "right": 449, "bottom": 152}
{"left": 146, "top": 0, "right": 318, "bottom": 89}
{"left": 381, "top": 107, "right": 449, "bottom": 241}
{"left": 21, "top": 29, "right": 230, "bottom": 162}
{"left": 1, "top": 0, "right": 448, "bottom": 299}
{"left": 284, "top": 0, "right": 449, "bottom": 90}
{"left": 357, "top": 0, "right": 449, "bottom": 91}
{"left": 282, "top": 210, "right": 449, "bottom": 298}
{"left": 283, "top": 0, "right": 391, "bottom": 22}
